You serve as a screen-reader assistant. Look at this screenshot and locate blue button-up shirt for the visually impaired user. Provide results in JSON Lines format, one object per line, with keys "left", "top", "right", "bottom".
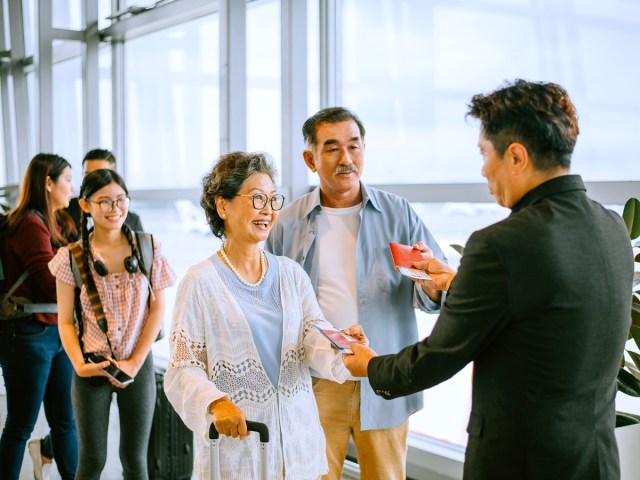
{"left": 265, "top": 183, "right": 446, "bottom": 430}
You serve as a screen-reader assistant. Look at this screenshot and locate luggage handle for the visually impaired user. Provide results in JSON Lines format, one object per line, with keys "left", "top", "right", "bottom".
{"left": 209, "top": 420, "right": 269, "bottom": 443}
{"left": 209, "top": 421, "right": 269, "bottom": 480}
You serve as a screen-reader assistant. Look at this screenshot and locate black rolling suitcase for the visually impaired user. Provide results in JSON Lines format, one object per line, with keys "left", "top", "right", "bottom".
{"left": 209, "top": 421, "right": 269, "bottom": 479}
{"left": 148, "top": 364, "right": 194, "bottom": 479}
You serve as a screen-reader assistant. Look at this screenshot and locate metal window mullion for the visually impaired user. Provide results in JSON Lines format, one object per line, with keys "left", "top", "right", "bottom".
{"left": 7, "top": 0, "right": 31, "bottom": 178}
{"left": 35, "top": 0, "right": 53, "bottom": 152}
{"left": 111, "top": 39, "right": 125, "bottom": 175}
{"left": 319, "top": 0, "right": 341, "bottom": 108}
{"left": 0, "top": 1, "right": 16, "bottom": 183}
{"left": 281, "top": 0, "right": 309, "bottom": 200}
{"left": 219, "top": 0, "right": 246, "bottom": 153}
{"left": 83, "top": 0, "right": 100, "bottom": 152}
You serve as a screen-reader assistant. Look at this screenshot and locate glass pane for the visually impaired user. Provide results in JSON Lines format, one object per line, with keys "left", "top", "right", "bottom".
{"left": 128, "top": 199, "right": 218, "bottom": 361}
{"left": 52, "top": 0, "right": 83, "bottom": 30}
{"left": 307, "top": 0, "right": 319, "bottom": 116}
{"left": 98, "top": 0, "right": 113, "bottom": 30}
{"left": 341, "top": 0, "right": 640, "bottom": 184}
{"left": 408, "top": 202, "right": 509, "bottom": 446}
{"left": 99, "top": 45, "right": 112, "bottom": 148}
{"left": 247, "top": 0, "right": 281, "bottom": 177}
{"left": 124, "top": 0, "right": 159, "bottom": 8}
{"left": 23, "top": 0, "right": 34, "bottom": 57}
{"left": 52, "top": 50, "right": 83, "bottom": 178}
{"left": 124, "top": 14, "right": 219, "bottom": 189}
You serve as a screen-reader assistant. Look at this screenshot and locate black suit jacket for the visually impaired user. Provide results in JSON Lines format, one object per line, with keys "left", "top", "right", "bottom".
{"left": 66, "top": 197, "right": 144, "bottom": 233}
{"left": 368, "top": 175, "right": 633, "bottom": 480}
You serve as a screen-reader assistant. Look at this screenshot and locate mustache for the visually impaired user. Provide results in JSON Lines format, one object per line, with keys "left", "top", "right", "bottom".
{"left": 334, "top": 165, "right": 359, "bottom": 175}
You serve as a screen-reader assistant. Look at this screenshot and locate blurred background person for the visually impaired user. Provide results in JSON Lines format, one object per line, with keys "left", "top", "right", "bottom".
{"left": 0, "top": 153, "right": 78, "bottom": 480}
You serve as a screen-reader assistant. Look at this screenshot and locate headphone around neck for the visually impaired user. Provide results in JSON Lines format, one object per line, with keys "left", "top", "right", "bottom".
{"left": 90, "top": 229, "right": 140, "bottom": 276}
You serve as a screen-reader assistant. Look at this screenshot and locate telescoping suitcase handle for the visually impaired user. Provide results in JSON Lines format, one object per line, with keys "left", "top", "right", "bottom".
{"left": 209, "top": 421, "right": 269, "bottom": 480}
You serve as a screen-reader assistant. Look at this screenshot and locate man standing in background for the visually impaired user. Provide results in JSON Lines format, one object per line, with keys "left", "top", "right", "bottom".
{"left": 266, "top": 107, "right": 447, "bottom": 479}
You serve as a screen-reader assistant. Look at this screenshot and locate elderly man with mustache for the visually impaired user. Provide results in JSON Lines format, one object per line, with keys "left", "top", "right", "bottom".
{"left": 265, "top": 107, "right": 447, "bottom": 480}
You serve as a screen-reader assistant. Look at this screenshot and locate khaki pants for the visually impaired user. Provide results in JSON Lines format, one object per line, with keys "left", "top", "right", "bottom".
{"left": 312, "top": 378, "right": 409, "bottom": 480}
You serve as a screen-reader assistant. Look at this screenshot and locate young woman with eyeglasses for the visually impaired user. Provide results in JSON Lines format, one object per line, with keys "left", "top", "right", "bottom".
{"left": 0, "top": 153, "right": 78, "bottom": 480}
{"left": 48, "top": 168, "right": 176, "bottom": 479}
{"left": 164, "top": 151, "right": 366, "bottom": 479}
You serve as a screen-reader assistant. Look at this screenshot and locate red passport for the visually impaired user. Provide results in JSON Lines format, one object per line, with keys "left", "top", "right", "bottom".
{"left": 388, "top": 242, "right": 432, "bottom": 280}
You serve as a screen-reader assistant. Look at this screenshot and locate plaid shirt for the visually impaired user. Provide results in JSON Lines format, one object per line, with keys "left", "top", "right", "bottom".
{"left": 49, "top": 239, "right": 176, "bottom": 360}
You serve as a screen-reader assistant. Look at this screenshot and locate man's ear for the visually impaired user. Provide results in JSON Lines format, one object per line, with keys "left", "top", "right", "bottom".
{"left": 506, "top": 142, "right": 530, "bottom": 175}
{"left": 303, "top": 150, "right": 317, "bottom": 173}
{"left": 78, "top": 198, "right": 91, "bottom": 214}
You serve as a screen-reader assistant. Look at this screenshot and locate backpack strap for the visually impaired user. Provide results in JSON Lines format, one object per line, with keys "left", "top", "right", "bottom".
{"left": 69, "top": 242, "right": 117, "bottom": 359}
{"left": 0, "top": 211, "right": 57, "bottom": 314}
{"left": 135, "top": 231, "right": 154, "bottom": 288}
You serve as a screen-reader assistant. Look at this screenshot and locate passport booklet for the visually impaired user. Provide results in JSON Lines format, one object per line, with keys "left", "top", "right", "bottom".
{"left": 388, "top": 242, "right": 432, "bottom": 281}
{"left": 313, "top": 325, "right": 359, "bottom": 354}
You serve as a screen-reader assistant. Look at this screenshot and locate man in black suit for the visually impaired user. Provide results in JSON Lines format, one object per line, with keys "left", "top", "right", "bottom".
{"left": 344, "top": 79, "right": 634, "bottom": 479}
{"left": 66, "top": 148, "right": 143, "bottom": 232}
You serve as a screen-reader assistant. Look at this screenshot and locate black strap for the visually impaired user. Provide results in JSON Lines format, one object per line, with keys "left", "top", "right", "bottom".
{"left": 69, "top": 249, "right": 85, "bottom": 353}
{"left": 69, "top": 242, "right": 117, "bottom": 359}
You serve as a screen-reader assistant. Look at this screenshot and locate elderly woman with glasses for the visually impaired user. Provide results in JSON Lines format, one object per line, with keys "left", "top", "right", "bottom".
{"left": 165, "top": 151, "right": 365, "bottom": 480}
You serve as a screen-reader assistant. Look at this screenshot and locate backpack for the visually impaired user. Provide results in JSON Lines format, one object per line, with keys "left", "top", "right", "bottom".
{"left": 0, "top": 211, "right": 58, "bottom": 321}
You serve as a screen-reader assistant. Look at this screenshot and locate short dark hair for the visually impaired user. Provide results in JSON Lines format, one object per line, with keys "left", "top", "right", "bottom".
{"left": 83, "top": 148, "right": 116, "bottom": 165}
{"left": 466, "top": 79, "right": 579, "bottom": 171}
{"left": 201, "top": 152, "right": 278, "bottom": 239}
{"left": 302, "top": 107, "right": 366, "bottom": 148}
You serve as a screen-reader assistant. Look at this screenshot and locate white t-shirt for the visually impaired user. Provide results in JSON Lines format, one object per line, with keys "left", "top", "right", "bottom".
{"left": 316, "top": 203, "right": 361, "bottom": 330}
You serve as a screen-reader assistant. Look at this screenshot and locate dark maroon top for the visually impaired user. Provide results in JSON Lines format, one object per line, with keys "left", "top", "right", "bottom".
{"left": 4, "top": 213, "right": 63, "bottom": 325}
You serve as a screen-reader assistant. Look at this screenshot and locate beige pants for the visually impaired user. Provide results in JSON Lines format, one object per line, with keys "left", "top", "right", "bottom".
{"left": 312, "top": 378, "right": 409, "bottom": 480}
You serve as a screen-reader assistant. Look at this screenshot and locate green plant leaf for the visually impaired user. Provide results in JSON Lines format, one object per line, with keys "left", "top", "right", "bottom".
{"left": 618, "top": 367, "right": 640, "bottom": 396}
{"left": 632, "top": 297, "right": 640, "bottom": 327}
{"left": 450, "top": 244, "right": 465, "bottom": 255}
{"left": 631, "top": 325, "right": 640, "bottom": 351}
{"left": 635, "top": 252, "right": 640, "bottom": 262}
{"left": 616, "top": 412, "right": 640, "bottom": 427}
{"left": 623, "top": 198, "right": 640, "bottom": 239}
{"left": 628, "top": 353, "right": 640, "bottom": 378}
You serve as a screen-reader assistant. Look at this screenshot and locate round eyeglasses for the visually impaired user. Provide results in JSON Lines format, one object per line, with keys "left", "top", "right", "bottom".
{"left": 236, "top": 193, "right": 285, "bottom": 211}
{"left": 85, "top": 196, "right": 131, "bottom": 213}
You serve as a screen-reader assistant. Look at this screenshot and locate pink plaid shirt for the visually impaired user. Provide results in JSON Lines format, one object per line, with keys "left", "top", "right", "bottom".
{"left": 49, "top": 239, "right": 176, "bottom": 360}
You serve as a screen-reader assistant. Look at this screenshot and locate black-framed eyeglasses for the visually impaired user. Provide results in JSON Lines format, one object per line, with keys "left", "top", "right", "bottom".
{"left": 85, "top": 196, "right": 131, "bottom": 213}
{"left": 236, "top": 193, "right": 285, "bottom": 211}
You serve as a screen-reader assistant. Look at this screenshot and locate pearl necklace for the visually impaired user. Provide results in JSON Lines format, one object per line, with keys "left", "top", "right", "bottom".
{"left": 219, "top": 244, "right": 267, "bottom": 287}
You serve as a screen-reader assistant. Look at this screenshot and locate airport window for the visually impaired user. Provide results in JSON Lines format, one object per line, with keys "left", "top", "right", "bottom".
{"left": 124, "top": 14, "right": 220, "bottom": 189}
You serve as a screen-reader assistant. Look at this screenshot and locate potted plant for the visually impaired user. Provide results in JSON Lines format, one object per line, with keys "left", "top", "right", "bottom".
{"left": 615, "top": 198, "right": 640, "bottom": 480}
{"left": 616, "top": 197, "right": 640, "bottom": 426}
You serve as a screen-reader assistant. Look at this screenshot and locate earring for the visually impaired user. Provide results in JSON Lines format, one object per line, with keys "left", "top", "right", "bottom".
{"left": 221, "top": 213, "right": 226, "bottom": 219}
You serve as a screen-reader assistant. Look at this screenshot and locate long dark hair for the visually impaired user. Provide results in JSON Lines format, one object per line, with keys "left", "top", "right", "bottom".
{"left": 78, "top": 169, "right": 146, "bottom": 276}
{"left": 8, "top": 153, "right": 75, "bottom": 246}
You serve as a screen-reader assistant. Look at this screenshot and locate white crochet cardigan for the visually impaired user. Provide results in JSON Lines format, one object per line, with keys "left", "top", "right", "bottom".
{"left": 165, "top": 255, "right": 350, "bottom": 479}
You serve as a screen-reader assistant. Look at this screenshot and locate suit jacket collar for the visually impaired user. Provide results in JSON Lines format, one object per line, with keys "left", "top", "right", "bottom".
{"left": 511, "top": 174, "right": 585, "bottom": 214}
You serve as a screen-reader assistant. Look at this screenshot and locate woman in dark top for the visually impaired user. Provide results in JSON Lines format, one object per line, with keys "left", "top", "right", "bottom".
{"left": 0, "top": 153, "right": 78, "bottom": 480}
